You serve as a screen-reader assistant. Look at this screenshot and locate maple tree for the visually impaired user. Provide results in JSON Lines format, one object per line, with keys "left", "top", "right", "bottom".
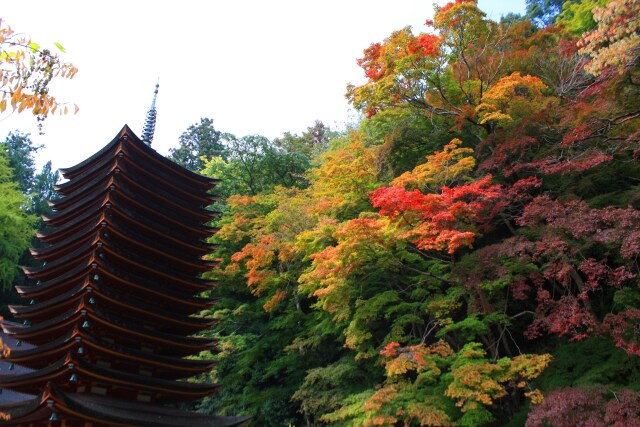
{"left": 391, "top": 138, "right": 475, "bottom": 192}
{"left": 0, "top": 19, "right": 77, "bottom": 131}
{"left": 476, "top": 72, "right": 555, "bottom": 129}
{"left": 526, "top": 386, "right": 640, "bottom": 426}
{"left": 192, "top": 1, "right": 640, "bottom": 425}
{"left": 4, "top": 2, "right": 638, "bottom": 424}
{"left": 347, "top": 0, "right": 518, "bottom": 137}
{"left": 578, "top": 0, "right": 640, "bottom": 76}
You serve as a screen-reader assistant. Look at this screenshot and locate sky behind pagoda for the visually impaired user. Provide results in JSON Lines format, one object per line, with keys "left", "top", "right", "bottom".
{"left": 1, "top": 0, "right": 524, "bottom": 171}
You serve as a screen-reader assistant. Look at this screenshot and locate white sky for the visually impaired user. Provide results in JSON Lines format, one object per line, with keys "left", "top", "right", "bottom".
{"left": 1, "top": 0, "right": 524, "bottom": 171}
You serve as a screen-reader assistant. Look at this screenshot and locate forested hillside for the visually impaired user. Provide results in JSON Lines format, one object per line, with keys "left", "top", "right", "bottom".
{"left": 1, "top": 0, "right": 639, "bottom": 425}
{"left": 190, "top": 1, "right": 640, "bottom": 425}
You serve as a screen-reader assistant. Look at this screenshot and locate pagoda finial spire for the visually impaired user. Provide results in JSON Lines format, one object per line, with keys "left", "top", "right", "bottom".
{"left": 141, "top": 81, "right": 159, "bottom": 145}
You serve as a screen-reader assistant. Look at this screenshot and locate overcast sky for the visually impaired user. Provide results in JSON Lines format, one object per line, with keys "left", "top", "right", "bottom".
{"left": 1, "top": 0, "right": 525, "bottom": 171}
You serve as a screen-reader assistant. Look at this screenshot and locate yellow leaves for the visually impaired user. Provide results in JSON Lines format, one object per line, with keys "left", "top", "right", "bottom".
{"left": 299, "top": 245, "right": 352, "bottom": 321}
{"left": 446, "top": 361, "right": 507, "bottom": 409}
{"left": 362, "top": 378, "right": 454, "bottom": 426}
{"left": 0, "top": 19, "right": 78, "bottom": 129}
{"left": 477, "top": 111, "right": 513, "bottom": 125}
{"left": 310, "top": 136, "right": 382, "bottom": 216}
{"left": 385, "top": 354, "right": 416, "bottom": 376}
{"left": 364, "top": 340, "right": 549, "bottom": 425}
{"left": 381, "top": 340, "right": 453, "bottom": 378}
{"left": 445, "top": 343, "right": 551, "bottom": 413}
{"left": 392, "top": 138, "right": 475, "bottom": 193}
{"left": 476, "top": 72, "right": 555, "bottom": 128}
{"left": 406, "top": 402, "right": 452, "bottom": 427}
{"left": 508, "top": 353, "right": 552, "bottom": 381}
{"left": 0, "top": 336, "right": 11, "bottom": 359}
{"left": 525, "top": 389, "right": 545, "bottom": 405}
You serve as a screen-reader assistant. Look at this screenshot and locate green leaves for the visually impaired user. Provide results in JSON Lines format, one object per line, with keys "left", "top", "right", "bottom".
{"left": 201, "top": 1, "right": 640, "bottom": 424}
{"left": 0, "top": 153, "right": 35, "bottom": 289}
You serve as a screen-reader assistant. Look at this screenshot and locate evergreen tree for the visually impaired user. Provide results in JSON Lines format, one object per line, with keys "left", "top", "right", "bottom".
{"left": 169, "top": 118, "right": 224, "bottom": 171}
{"left": 525, "top": 0, "right": 565, "bottom": 26}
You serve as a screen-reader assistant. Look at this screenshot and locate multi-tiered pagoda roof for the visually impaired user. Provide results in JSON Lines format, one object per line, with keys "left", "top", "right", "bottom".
{"left": 0, "top": 125, "right": 249, "bottom": 426}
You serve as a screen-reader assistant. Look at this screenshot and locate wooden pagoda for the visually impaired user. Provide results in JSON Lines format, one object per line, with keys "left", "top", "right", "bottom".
{"left": 0, "top": 124, "right": 249, "bottom": 426}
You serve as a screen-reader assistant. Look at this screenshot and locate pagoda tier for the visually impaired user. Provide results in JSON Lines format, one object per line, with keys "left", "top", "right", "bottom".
{"left": 0, "top": 382, "right": 248, "bottom": 427}
{"left": 0, "top": 126, "right": 248, "bottom": 426}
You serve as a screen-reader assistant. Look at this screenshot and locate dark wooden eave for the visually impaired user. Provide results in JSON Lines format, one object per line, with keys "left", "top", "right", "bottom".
{"left": 47, "top": 176, "right": 216, "bottom": 238}
{"left": 0, "top": 382, "right": 249, "bottom": 427}
{"left": 73, "top": 355, "right": 222, "bottom": 402}
{"left": 54, "top": 143, "right": 218, "bottom": 206}
{"left": 55, "top": 388, "right": 250, "bottom": 427}
{"left": 9, "top": 280, "right": 90, "bottom": 320}
{"left": 59, "top": 125, "right": 220, "bottom": 190}
{"left": 27, "top": 227, "right": 216, "bottom": 282}
{"left": 33, "top": 209, "right": 217, "bottom": 271}
{"left": 57, "top": 127, "right": 123, "bottom": 179}
{"left": 53, "top": 142, "right": 121, "bottom": 194}
{"left": 2, "top": 302, "right": 87, "bottom": 344}
{"left": 4, "top": 303, "right": 215, "bottom": 355}
{"left": 97, "top": 264, "right": 216, "bottom": 313}
{"left": 0, "top": 354, "right": 221, "bottom": 401}
{"left": 93, "top": 240, "right": 215, "bottom": 293}
{"left": 16, "top": 262, "right": 215, "bottom": 314}
{"left": 39, "top": 198, "right": 215, "bottom": 256}
{"left": 86, "top": 306, "right": 216, "bottom": 355}
{"left": 31, "top": 217, "right": 105, "bottom": 257}
{"left": 43, "top": 183, "right": 110, "bottom": 227}
{"left": 116, "top": 150, "right": 218, "bottom": 205}
{"left": 120, "top": 125, "right": 220, "bottom": 189}
{"left": 89, "top": 286, "right": 216, "bottom": 335}
{"left": 15, "top": 262, "right": 90, "bottom": 299}
{"left": 3, "top": 328, "right": 216, "bottom": 378}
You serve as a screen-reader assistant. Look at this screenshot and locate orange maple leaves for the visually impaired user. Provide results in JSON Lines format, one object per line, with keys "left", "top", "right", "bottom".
{"left": 0, "top": 20, "right": 78, "bottom": 127}
{"left": 371, "top": 174, "right": 502, "bottom": 254}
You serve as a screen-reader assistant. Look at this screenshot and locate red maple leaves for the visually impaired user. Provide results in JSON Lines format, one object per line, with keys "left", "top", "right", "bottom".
{"left": 371, "top": 175, "right": 502, "bottom": 254}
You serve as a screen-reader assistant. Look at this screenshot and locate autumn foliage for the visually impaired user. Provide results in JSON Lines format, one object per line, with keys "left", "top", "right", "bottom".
{"left": 203, "top": 1, "right": 640, "bottom": 425}
{"left": 0, "top": 20, "right": 78, "bottom": 130}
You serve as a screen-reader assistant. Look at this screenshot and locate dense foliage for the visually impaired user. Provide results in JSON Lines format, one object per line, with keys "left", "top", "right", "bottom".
{"left": 0, "top": 131, "right": 58, "bottom": 316}
{"left": 0, "top": 150, "right": 34, "bottom": 290}
{"left": 1, "top": 1, "right": 639, "bottom": 425}
{"left": 196, "top": 1, "right": 640, "bottom": 425}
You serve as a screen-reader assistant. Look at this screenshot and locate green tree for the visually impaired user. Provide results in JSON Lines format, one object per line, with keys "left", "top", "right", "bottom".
{"left": 557, "top": 0, "right": 608, "bottom": 35}
{"left": 272, "top": 120, "right": 336, "bottom": 158}
{"left": 525, "top": 0, "right": 565, "bottom": 26}
{"left": 0, "top": 152, "right": 35, "bottom": 290}
{"left": 2, "top": 131, "right": 40, "bottom": 193}
{"left": 203, "top": 134, "right": 311, "bottom": 199}
{"left": 169, "top": 118, "right": 224, "bottom": 171}
{"left": 1, "top": 131, "right": 59, "bottom": 217}
{"left": 31, "top": 160, "right": 58, "bottom": 219}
